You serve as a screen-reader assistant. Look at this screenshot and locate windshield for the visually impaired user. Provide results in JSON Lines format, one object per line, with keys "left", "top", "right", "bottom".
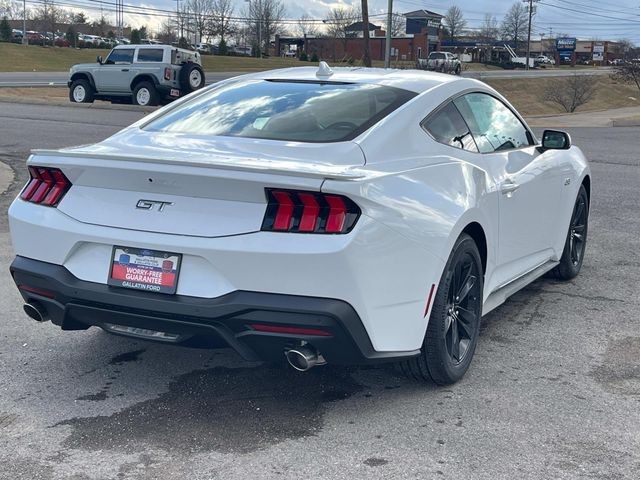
{"left": 143, "top": 79, "right": 416, "bottom": 142}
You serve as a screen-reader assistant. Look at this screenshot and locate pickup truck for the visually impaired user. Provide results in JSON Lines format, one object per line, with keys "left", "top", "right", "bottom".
{"left": 418, "top": 52, "right": 462, "bottom": 75}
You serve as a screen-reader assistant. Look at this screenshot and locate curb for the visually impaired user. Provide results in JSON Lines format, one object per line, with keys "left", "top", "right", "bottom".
{"left": 0, "top": 96, "right": 157, "bottom": 113}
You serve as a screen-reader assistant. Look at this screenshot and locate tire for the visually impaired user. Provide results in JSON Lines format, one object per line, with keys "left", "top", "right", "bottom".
{"left": 402, "top": 233, "right": 484, "bottom": 385}
{"left": 548, "top": 185, "right": 589, "bottom": 280}
{"left": 132, "top": 81, "right": 158, "bottom": 107}
{"left": 454, "top": 64, "right": 461, "bottom": 75}
{"left": 179, "top": 63, "right": 205, "bottom": 93}
{"left": 69, "top": 79, "right": 94, "bottom": 103}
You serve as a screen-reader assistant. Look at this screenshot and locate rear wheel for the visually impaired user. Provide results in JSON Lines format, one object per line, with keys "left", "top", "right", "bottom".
{"left": 179, "top": 63, "right": 205, "bottom": 93}
{"left": 69, "top": 79, "right": 94, "bottom": 103}
{"left": 454, "top": 64, "right": 461, "bottom": 75}
{"left": 402, "top": 234, "right": 483, "bottom": 385}
{"left": 549, "top": 185, "right": 589, "bottom": 280}
{"left": 132, "top": 81, "right": 158, "bottom": 107}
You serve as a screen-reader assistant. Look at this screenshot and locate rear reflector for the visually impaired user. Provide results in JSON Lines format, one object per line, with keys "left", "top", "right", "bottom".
{"left": 18, "top": 285, "right": 56, "bottom": 299}
{"left": 20, "top": 166, "right": 71, "bottom": 207}
{"left": 261, "top": 189, "right": 360, "bottom": 234}
{"left": 249, "top": 324, "right": 332, "bottom": 337}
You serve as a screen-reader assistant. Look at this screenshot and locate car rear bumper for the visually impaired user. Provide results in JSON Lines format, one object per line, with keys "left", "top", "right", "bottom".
{"left": 10, "top": 256, "right": 420, "bottom": 365}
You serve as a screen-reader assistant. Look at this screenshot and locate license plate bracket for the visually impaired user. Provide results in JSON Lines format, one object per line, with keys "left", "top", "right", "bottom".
{"left": 108, "top": 246, "right": 181, "bottom": 294}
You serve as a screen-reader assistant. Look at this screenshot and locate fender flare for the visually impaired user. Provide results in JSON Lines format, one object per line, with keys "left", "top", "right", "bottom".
{"left": 69, "top": 72, "right": 96, "bottom": 91}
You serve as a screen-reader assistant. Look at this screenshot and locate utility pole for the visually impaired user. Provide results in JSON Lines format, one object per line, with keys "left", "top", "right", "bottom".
{"left": 523, "top": 0, "right": 538, "bottom": 70}
{"left": 361, "top": 0, "right": 371, "bottom": 67}
{"left": 22, "top": 0, "right": 26, "bottom": 46}
{"left": 384, "top": 0, "right": 392, "bottom": 68}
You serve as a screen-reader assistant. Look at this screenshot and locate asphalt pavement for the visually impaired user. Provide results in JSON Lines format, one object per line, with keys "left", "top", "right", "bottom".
{"left": 0, "top": 67, "right": 614, "bottom": 87}
{"left": 0, "top": 101, "right": 639, "bottom": 479}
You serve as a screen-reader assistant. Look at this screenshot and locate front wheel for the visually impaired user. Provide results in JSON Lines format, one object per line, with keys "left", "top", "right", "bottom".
{"left": 401, "top": 233, "right": 483, "bottom": 385}
{"left": 549, "top": 185, "right": 589, "bottom": 280}
{"left": 69, "top": 79, "right": 94, "bottom": 103}
{"left": 454, "top": 64, "right": 461, "bottom": 75}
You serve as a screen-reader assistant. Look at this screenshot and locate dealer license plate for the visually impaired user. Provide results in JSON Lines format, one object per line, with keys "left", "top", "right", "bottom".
{"left": 170, "top": 88, "right": 180, "bottom": 97}
{"left": 108, "top": 247, "right": 181, "bottom": 294}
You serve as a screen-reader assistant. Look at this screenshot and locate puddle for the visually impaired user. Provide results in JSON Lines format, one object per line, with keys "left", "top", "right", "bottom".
{"left": 57, "top": 365, "right": 363, "bottom": 454}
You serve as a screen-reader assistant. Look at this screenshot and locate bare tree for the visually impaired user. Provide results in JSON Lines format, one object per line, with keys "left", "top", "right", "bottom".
{"left": 32, "top": 0, "right": 59, "bottom": 37}
{"left": 390, "top": 13, "right": 405, "bottom": 36}
{"left": 544, "top": 75, "right": 596, "bottom": 112}
{"left": 243, "top": 0, "right": 286, "bottom": 57}
{"left": 209, "top": 0, "right": 234, "bottom": 43}
{"left": 501, "top": 2, "right": 528, "bottom": 49}
{"left": 479, "top": 13, "right": 498, "bottom": 43}
{"left": 443, "top": 5, "right": 466, "bottom": 42}
{"left": 296, "top": 14, "right": 319, "bottom": 37}
{"left": 616, "top": 38, "right": 634, "bottom": 61}
{"left": 187, "top": 0, "right": 212, "bottom": 43}
{"left": 361, "top": 0, "right": 371, "bottom": 67}
{"left": 325, "top": 6, "right": 358, "bottom": 61}
{"left": 0, "top": 0, "right": 21, "bottom": 19}
{"left": 612, "top": 62, "right": 640, "bottom": 91}
{"left": 158, "top": 20, "right": 177, "bottom": 44}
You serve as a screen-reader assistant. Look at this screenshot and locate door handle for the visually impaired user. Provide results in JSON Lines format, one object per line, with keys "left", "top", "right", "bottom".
{"left": 501, "top": 180, "right": 520, "bottom": 195}
{"left": 121, "top": 68, "right": 129, "bottom": 72}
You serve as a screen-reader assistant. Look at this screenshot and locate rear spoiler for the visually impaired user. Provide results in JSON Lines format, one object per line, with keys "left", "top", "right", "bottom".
{"left": 29, "top": 149, "right": 368, "bottom": 181}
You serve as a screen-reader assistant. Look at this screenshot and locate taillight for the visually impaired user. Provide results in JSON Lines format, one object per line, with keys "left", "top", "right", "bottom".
{"left": 20, "top": 166, "right": 71, "bottom": 207}
{"left": 261, "top": 189, "right": 360, "bottom": 234}
{"left": 164, "top": 67, "right": 172, "bottom": 80}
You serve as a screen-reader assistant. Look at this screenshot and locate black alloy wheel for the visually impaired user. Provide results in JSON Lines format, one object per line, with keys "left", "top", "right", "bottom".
{"left": 401, "top": 233, "right": 483, "bottom": 385}
{"left": 549, "top": 184, "right": 589, "bottom": 280}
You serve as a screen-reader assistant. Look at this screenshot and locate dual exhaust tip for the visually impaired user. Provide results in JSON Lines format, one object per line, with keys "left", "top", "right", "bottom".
{"left": 23, "top": 302, "right": 48, "bottom": 323}
{"left": 285, "top": 345, "right": 326, "bottom": 372}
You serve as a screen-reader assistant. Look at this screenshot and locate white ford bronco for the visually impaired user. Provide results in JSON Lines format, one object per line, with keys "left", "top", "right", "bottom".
{"left": 68, "top": 44, "right": 206, "bottom": 106}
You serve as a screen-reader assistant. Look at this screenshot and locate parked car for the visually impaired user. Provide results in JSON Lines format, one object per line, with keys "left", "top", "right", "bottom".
{"left": 534, "top": 55, "right": 555, "bottom": 65}
{"left": 419, "top": 51, "right": 462, "bottom": 75}
{"left": 610, "top": 58, "right": 625, "bottom": 66}
{"left": 196, "top": 43, "right": 212, "bottom": 54}
{"left": 12, "top": 64, "right": 591, "bottom": 385}
{"left": 68, "top": 44, "right": 205, "bottom": 106}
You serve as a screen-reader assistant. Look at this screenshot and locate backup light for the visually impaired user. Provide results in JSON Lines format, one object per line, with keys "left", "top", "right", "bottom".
{"left": 20, "top": 166, "right": 71, "bottom": 207}
{"left": 261, "top": 188, "right": 360, "bottom": 234}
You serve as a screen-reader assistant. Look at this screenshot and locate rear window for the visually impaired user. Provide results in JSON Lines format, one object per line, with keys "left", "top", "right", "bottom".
{"left": 137, "top": 48, "right": 164, "bottom": 62}
{"left": 143, "top": 79, "right": 416, "bottom": 142}
{"left": 429, "top": 52, "right": 445, "bottom": 59}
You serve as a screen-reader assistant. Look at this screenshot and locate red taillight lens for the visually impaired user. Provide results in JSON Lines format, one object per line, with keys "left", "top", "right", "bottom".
{"left": 20, "top": 166, "right": 71, "bottom": 207}
{"left": 164, "top": 67, "right": 172, "bottom": 80}
{"left": 249, "top": 324, "right": 332, "bottom": 337}
{"left": 261, "top": 189, "right": 360, "bottom": 234}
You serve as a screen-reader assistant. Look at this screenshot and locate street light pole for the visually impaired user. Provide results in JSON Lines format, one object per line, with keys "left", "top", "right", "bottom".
{"left": 384, "top": 0, "right": 392, "bottom": 68}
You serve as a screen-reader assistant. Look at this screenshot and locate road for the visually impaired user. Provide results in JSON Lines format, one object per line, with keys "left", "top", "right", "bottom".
{"left": 0, "top": 101, "right": 639, "bottom": 480}
{"left": 0, "top": 67, "right": 614, "bottom": 87}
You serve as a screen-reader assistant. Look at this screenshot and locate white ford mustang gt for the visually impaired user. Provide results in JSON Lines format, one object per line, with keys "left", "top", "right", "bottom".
{"left": 9, "top": 64, "right": 591, "bottom": 385}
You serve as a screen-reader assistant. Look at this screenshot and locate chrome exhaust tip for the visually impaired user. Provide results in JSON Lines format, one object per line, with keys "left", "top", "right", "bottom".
{"left": 23, "top": 302, "right": 48, "bottom": 322}
{"left": 285, "top": 346, "right": 326, "bottom": 372}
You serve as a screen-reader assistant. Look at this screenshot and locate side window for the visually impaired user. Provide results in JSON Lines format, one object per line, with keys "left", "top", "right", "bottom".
{"left": 454, "top": 93, "right": 532, "bottom": 153}
{"left": 137, "top": 48, "right": 164, "bottom": 62}
{"left": 422, "top": 102, "right": 478, "bottom": 152}
{"left": 105, "top": 49, "right": 134, "bottom": 64}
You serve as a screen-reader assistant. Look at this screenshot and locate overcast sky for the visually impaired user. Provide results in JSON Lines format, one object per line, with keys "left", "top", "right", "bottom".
{"left": 111, "top": 0, "right": 640, "bottom": 43}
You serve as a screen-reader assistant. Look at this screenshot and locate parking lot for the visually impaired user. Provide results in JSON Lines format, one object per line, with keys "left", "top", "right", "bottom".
{"left": 0, "top": 101, "right": 639, "bottom": 479}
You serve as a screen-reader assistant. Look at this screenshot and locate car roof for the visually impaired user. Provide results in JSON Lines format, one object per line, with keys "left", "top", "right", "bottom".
{"left": 113, "top": 44, "right": 169, "bottom": 49}
{"left": 245, "top": 66, "right": 464, "bottom": 94}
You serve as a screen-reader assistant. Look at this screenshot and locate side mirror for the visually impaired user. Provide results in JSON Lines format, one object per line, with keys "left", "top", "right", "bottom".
{"left": 96, "top": 55, "right": 103, "bottom": 64}
{"left": 539, "top": 129, "right": 571, "bottom": 152}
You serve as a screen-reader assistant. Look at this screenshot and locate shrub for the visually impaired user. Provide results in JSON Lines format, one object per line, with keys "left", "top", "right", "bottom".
{"left": 543, "top": 75, "right": 597, "bottom": 112}
{"left": 299, "top": 51, "right": 308, "bottom": 61}
{"left": 0, "top": 17, "right": 11, "bottom": 42}
{"left": 310, "top": 52, "right": 319, "bottom": 63}
{"left": 218, "top": 38, "right": 228, "bottom": 55}
{"left": 611, "top": 63, "right": 640, "bottom": 91}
